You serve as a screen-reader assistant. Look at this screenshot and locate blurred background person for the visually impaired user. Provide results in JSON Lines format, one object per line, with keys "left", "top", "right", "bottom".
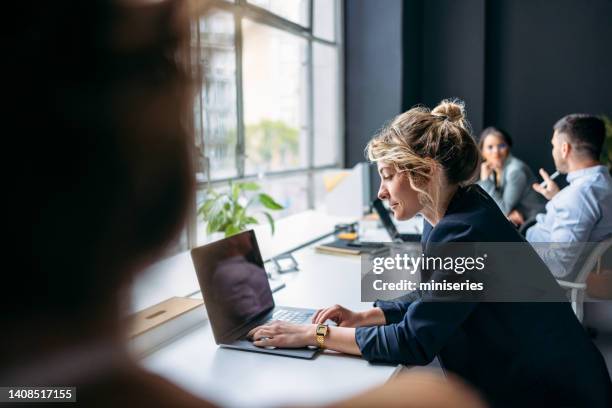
{"left": 477, "top": 127, "right": 545, "bottom": 225}
{"left": 4, "top": 0, "right": 210, "bottom": 406}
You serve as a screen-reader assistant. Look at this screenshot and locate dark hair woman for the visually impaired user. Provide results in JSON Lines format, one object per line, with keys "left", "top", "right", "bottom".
{"left": 477, "top": 126, "right": 545, "bottom": 225}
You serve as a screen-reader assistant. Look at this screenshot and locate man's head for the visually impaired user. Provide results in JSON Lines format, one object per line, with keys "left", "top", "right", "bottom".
{"left": 551, "top": 114, "right": 605, "bottom": 173}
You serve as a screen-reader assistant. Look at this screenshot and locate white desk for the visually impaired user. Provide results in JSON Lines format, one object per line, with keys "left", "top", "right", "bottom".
{"left": 133, "top": 211, "right": 434, "bottom": 407}
{"left": 131, "top": 210, "right": 355, "bottom": 313}
{"left": 139, "top": 245, "right": 403, "bottom": 408}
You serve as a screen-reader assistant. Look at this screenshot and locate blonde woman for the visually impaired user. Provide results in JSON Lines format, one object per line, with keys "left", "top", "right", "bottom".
{"left": 250, "top": 100, "right": 612, "bottom": 407}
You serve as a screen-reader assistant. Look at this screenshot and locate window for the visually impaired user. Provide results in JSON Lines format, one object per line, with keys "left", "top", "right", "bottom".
{"left": 242, "top": 19, "right": 308, "bottom": 174}
{"left": 248, "top": 0, "right": 310, "bottom": 27}
{"left": 313, "top": 0, "right": 336, "bottom": 41}
{"left": 195, "top": 10, "right": 238, "bottom": 180}
{"left": 191, "top": 0, "right": 343, "bottom": 246}
{"left": 313, "top": 41, "right": 340, "bottom": 166}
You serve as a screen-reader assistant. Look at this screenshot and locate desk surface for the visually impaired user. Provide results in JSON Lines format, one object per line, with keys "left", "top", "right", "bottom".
{"left": 131, "top": 210, "right": 355, "bottom": 312}
{"left": 134, "top": 211, "right": 432, "bottom": 408}
{"left": 140, "top": 247, "right": 401, "bottom": 408}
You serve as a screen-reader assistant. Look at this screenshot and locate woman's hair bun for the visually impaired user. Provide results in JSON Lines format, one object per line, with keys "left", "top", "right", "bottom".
{"left": 432, "top": 98, "right": 465, "bottom": 123}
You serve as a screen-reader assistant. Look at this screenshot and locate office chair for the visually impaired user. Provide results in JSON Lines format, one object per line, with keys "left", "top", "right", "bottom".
{"left": 518, "top": 217, "right": 537, "bottom": 237}
{"left": 556, "top": 237, "right": 612, "bottom": 323}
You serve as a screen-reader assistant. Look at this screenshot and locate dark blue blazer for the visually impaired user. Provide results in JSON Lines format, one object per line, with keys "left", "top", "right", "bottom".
{"left": 355, "top": 185, "right": 611, "bottom": 407}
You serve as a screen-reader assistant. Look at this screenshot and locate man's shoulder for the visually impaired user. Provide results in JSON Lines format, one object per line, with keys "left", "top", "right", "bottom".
{"left": 556, "top": 175, "right": 591, "bottom": 199}
{"left": 563, "top": 169, "right": 611, "bottom": 199}
{"left": 549, "top": 175, "right": 607, "bottom": 219}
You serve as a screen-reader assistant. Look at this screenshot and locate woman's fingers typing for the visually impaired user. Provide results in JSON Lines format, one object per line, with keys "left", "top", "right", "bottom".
{"left": 253, "top": 335, "right": 284, "bottom": 347}
{"left": 311, "top": 308, "right": 324, "bottom": 324}
{"left": 313, "top": 306, "right": 342, "bottom": 324}
{"left": 247, "top": 320, "right": 279, "bottom": 339}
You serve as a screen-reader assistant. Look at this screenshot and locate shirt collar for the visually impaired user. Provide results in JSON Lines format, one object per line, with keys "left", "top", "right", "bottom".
{"left": 566, "top": 165, "right": 608, "bottom": 183}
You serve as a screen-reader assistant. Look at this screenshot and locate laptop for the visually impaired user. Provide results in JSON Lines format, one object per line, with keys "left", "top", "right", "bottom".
{"left": 372, "top": 198, "right": 421, "bottom": 243}
{"left": 190, "top": 230, "right": 318, "bottom": 359}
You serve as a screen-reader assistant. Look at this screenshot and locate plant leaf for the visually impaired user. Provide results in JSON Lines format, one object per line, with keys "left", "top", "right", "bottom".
{"left": 243, "top": 216, "right": 259, "bottom": 225}
{"left": 259, "top": 193, "right": 284, "bottom": 210}
{"left": 225, "top": 224, "right": 241, "bottom": 237}
{"left": 233, "top": 203, "right": 244, "bottom": 218}
{"left": 262, "top": 212, "right": 275, "bottom": 235}
{"left": 207, "top": 212, "right": 225, "bottom": 234}
{"left": 238, "top": 181, "right": 260, "bottom": 191}
{"left": 206, "top": 189, "right": 220, "bottom": 199}
{"left": 231, "top": 181, "right": 240, "bottom": 202}
{"left": 198, "top": 198, "right": 216, "bottom": 218}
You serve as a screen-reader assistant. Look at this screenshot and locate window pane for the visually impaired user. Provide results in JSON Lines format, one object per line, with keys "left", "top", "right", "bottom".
{"left": 198, "top": 11, "right": 238, "bottom": 180}
{"left": 313, "top": 42, "right": 339, "bottom": 166}
{"left": 313, "top": 0, "right": 336, "bottom": 41}
{"left": 313, "top": 168, "right": 334, "bottom": 209}
{"left": 242, "top": 19, "right": 308, "bottom": 174}
{"left": 191, "top": 22, "right": 204, "bottom": 172}
{"left": 248, "top": 0, "right": 310, "bottom": 27}
{"left": 255, "top": 174, "right": 309, "bottom": 219}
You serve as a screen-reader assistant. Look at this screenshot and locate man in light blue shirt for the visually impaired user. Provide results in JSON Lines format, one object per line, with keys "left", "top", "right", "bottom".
{"left": 527, "top": 114, "right": 612, "bottom": 279}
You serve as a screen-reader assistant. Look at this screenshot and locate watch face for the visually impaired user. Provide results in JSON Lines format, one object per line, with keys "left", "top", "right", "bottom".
{"left": 316, "top": 325, "right": 328, "bottom": 336}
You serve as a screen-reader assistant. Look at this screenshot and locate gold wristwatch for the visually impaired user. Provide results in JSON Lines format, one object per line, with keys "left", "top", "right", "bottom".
{"left": 315, "top": 324, "right": 328, "bottom": 348}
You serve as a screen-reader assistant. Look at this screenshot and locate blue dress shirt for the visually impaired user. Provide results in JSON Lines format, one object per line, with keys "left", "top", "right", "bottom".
{"left": 526, "top": 165, "right": 612, "bottom": 278}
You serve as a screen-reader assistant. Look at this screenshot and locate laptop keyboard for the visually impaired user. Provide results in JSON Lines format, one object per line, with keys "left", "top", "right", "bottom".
{"left": 269, "top": 309, "right": 312, "bottom": 324}
{"left": 243, "top": 310, "right": 313, "bottom": 342}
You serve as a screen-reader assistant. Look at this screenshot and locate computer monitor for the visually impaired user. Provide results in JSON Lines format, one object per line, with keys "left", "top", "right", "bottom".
{"left": 324, "top": 162, "right": 373, "bottom": 218}
{"left": 372, "top": 198, "right": 421, "bottom": 243}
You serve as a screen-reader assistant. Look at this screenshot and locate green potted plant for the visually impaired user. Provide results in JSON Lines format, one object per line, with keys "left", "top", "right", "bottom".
{"left": 198, "top": 181, "right": 284, "bottom": 238}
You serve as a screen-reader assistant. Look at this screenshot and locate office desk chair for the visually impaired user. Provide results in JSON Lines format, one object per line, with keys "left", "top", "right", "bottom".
{"left": 556, "top": 237, "right": 612, "bottom": 323}
{"left": 518, "top": 217, "right": 537, "bottom": 237}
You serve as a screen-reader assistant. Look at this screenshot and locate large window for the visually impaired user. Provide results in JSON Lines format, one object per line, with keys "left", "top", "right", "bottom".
{"left": 242, "top": 19, "right": 308, "bottom": 174}
{"left": 191, "top": 0, "right": 343, "bottom": 246}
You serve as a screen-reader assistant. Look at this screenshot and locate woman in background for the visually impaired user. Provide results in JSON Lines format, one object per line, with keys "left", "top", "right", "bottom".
{"left": 477, "top": 127, "right": 544, "bottom": 225}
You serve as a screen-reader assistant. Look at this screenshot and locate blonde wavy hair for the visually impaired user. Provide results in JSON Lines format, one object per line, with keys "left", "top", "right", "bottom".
{"left": 366, "top": 98, "right": 480, "bottom": 213}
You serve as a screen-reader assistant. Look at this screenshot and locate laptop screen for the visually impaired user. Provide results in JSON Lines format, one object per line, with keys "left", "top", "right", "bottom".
{"left": 191, "top": 230, "right": 274, "bottom": 343}
{"left": 372, "top": 198, "right": 399, "bottom": 240}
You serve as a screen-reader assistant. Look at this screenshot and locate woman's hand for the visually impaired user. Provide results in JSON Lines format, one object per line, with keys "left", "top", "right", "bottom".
{"left": 247, "top": 321, "right": 316, "bottom": 348}
{"left": 480, "top": 162, "right": 494, "bottom": 181}
{"left": 249, "top": 320, "right": 363, "bottom": 355}
{"left": 312, "top": 305, "right": 385, "bottom": 327}
{"left": 507, "top": 209, "right": 525, "bottom": 226}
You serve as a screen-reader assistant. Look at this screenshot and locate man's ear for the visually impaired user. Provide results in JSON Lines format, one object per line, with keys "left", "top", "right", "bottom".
{"left": 561, "top": 141, "right": 571, "bottom": 159}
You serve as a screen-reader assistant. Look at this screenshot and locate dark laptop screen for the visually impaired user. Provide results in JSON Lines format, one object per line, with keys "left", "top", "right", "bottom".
{"left": 372, "top": 198, "right": 399, "bottom": 239}
{"left": 191, "top": 230, "right": 274, "bottom": 343}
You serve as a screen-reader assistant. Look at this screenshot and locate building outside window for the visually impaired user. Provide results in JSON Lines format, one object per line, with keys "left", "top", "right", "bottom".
{"left": 185, "top": 0, "right": 343, "bottom": 248}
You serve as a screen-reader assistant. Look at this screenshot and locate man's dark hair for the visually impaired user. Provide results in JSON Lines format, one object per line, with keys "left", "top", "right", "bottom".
{"left": 553, "top": 114, "right": 605, "bottom": 160}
